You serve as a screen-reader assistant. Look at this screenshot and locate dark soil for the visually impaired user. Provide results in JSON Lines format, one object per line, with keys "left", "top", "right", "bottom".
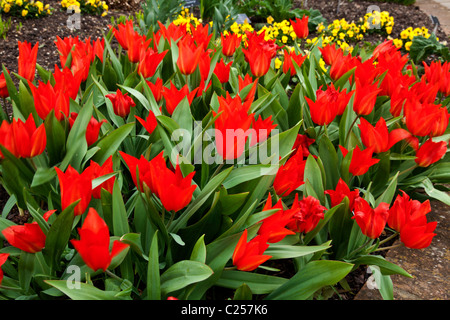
{"left": 0, "top": 0, "right": 445, "bottom": 300}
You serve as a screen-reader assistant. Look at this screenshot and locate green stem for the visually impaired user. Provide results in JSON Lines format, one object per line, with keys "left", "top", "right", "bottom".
{"left": 105, "top": 269, "right": 123, "bottom": 281}
{"left": 0, "top": 285, "right": 22, "bottom": 291}
{"left": 166, "top": 210, "right": 176, "bottom": 228}
{"left": 346, "top": 238, "right": 372, "bottom": 259}
{"left": 367, "top": 231, "right": 399, "bottom": 252}
{"left": 373, "top": 242, "right": 404, "bottom": 252}
{"left": 344, "top": 115, "right": 360, "bottom": 148}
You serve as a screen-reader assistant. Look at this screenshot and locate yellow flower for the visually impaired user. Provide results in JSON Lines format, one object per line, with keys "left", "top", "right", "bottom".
{"left": 386, "top": 27, "right": 392, "bottom": 35}
{"left": 393, "top": 38, "right": 403, "bottom": 49}
{"left": 274, "top": 58, "right": 282, "bottom": 69}
{"left": 404, "top": 41, "right": 412, "bottom": 51}
{"left": 3, "top": 3, "right": 10, "bottom": 12}
{"left": 21, "top": 9, "right": 28, "bottom": 16}
{"left": 267, "top": 16, "right": 274, "bottom": 24}
{"left": 400, "top": 30, "right": 409, "bottom": 39}
{"left": 281, "top": 35, "right": 288, "bottom": 43}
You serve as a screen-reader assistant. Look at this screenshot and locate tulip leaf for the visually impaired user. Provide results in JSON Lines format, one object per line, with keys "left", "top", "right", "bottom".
{"left": 147, "top": 231, "right": 161, "bottom": 300}
{"left": 18, "top": 251, "right": 35, "bottom": 293}
{"left": 318, "top": 134, "right": 340, "bottom": 190}
{"left": 369, "top": 265, "right": 394, "bottom": 300}
{"left": 190, "top": 234, "right": 207, "bottom": 263}
{"left": 222, "top": 164, "right": 278, "bottom": 189}
{"left": 345, "top": 254, "right": 412, "bottom": 278}
{"left": 217, "top": 270, "right": 288, "bottom": 295}
{"left": 91, "top": 122, "right": 134, "bottom": 165}
{"left": 112, "top": 181, "right": 130, "bottom": 237}
{"left": 265, "top": 243, "right": 331, "bottom": 260}
{"left": 265, "top": 260, "right": 354, "bottom": 300}
{"left": 304, "top": 155, "right": 325, "bottom": 204}
{"left": 233, "top": 283, "right": 253, "bottom": 300}
{"left": 160, "top": 260, "right": 214, "bottom": 295}
{"left": 375, "top": 171, "right": 399, "bottom": 207}
{"left": 45, "top": 280, "right": 129, "bottom": 300}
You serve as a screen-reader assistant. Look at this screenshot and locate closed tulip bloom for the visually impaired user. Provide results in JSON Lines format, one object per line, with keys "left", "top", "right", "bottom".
{"left": 106, "top": 89, "right": 136, "bottom": 118}
{"left": 353, "top": 79, "right": 382, "bottom": 116}
{"left": 111, "top": 20, "right": 134, "bottom": 50}
{"left": 1, "top": 210, "right": 54, "bottom": 253}
{"left": 0, "top": 69, "right": 9, "bottom": 98}
{"left": 238, "top": 74, "right": 258, "bottom": 102}
{"left": 352, "top": 197, "right": 390, "bottom": 239}
{"left": 221, "top": 32, "right": 241, "bottom": 57}
{"left": 69, "top": 113, "right": 107, "bottom": 147}
{"left": 18, "top": 40, "right": 38, "bottom": 82}
{"left": 325, "top": 178, "right": 361, "bottom": 211}
{"left": 127, "top": 33, "right": 152, "bottom": 63}
{"left": 71, "top": 208, "right": 129, "bottom": 272}
{"left": 319, "top": 43, "right": 343, "bottom": 66}
{"left": 135, "top": 110, "right": 157, "bottom": 135}
{"left": 29, "top": 80, "right": 70, "bottom": 121}
{"left": 138, "top": 48, "right": 167, "bottom": 79}
{"left": 282, "top": 50, "right": 307, "bottom": 76}
{"left": 232, "top": 229, "right": 271, "bottom": 271}
{"left": 340, "top": 145, "right": 380, "bottom": 176}
{"left": 89, "top": 156, "right": 115, "bottom": 199}
{"left": 399, "top": 219, "right": 437, "bottom": 249}
{"left": 388, "top": 190, "right": 431, "bottom": 232}
{"left": 177, "top": 36, "right": 203, "bottom": 75}
{"left": 305, "top": 93, "right": 339, "bottom": 126}
{"left": 290, "top": 16, "right": 309, "bottom": 39}
{"left": 53, "top": 66, "right": 83, "bottom": 101}
{"left": 55, "top": 165, "right": 93, "bottom": 216}
{"left": 287, "top": 195, "right": 327, "bottom": 234}
{"left": 146, "top": 78, "right": 164, "bottom": 103}
{"left": 10, "top": 114, "right": 47, "bottom": 158}
{"left": 0, "top": 253, "right": 9, "bottom": 286}
{"left": 273, "top": 151, "right": 306, "bottom": 197}
{"left": 54, "top": 35, "right": 80, "bottom": 67}
{"left": 213, "top": 58, "right": 232, "bottom": 84}
{"left": 329, "top": 52, "right": 360, "bottom": 81}
{"left": 415, "top": 138, "right": 448, "bottom": 167}
{"left": 242, "top": 46, "right": 272, "bottom": 78}
{"left": 161, "top": 81, "right": 198, "bottom": 115}
{"left": 250, "top": 115, "right": 277, "bottom": 146}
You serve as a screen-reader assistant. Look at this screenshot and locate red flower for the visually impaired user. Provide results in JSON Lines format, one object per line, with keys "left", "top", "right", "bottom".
{"left": 177, "top": 36, "right": 203, "bottom": 76}
{"left": 242, "top": 45, "right": 272, "bottom": 78}
{"left": 352, "top": 197, "right": 390, "bottom": 239}
{"left": 325, "top": 178, "right": 361, "bottom": 211}
{"left": 291, "top": 134, "right": 315, "bottom": 158}
{"left": 282, "top": 50, "right": 307, "bottom": 76}
{"left": 238, "top": 74, "right": 258, "bottom": 102}
{"left": 352, "top": 78, "right": 382, "bottom": 116}
{"left": 55, "top": 165, "right": 93, "bottom": 216}
{"left": 212, "top": 93, "right": 254, "bottom": 160}
{"left": 287, "top": 195, "right": 326, "bottom": 234}
{"left": 329, "top": 52, "right": 360, "bottom": 81}
{"left": 138, "top": 48, "right": 167, "bottom": 78}
{"left": 111, "top": 20, "right": 134, "bottom": 50}
{"left": 106, "top": 89, "right": 136, "bottom": 118}
{"left": 0, "top": 69, "right": 9, "bottom": 98}
{"left": 358, "top": 117, "right": 418, "bottom": 154}
{"left": 339, "top": 145, "right": 380, "bottom": 176}
{"left": 18, "top": 40, "right": 38, "bottom": 82}
{"left": 415, "top": 138, "right": 448, "bottom": 167}
{"left": 54, "top": 36, "right": 80, "bottom": 67}
{"left": 146, "top": 78, "right": 164, "bottom": 103}
{"left": 29, "top": 80, "right": 70, "bottom": 121}
{"left": 2, "top": 210, "right": 55, "bottom": 253}
{"left": 423, "top": 60, "right": 450, "bottom": 96}
{"left": 232, "top": 229, "right": 271, "bottom": 271}
{"left": 53, "top": 66, "right": 83, "bottom": 101}
{"left": 157, "top": 21, "right": 187, "bottom": 43}
{"left": 290, "top": 16, "right": 309, "bottom": 39}
{"left": 399, "top": 219, "right": 437, "bottom": 249}
{"left": 305, "top": 90, "right": 339, "bottom": 126}
{"left": 404, "top": 100, "right": 449, "bottom": 137}
{"left": 0, "top": 253, "right": 9, "bottom": 285}
{"left": 89, "top": 156, "right": 115, "bottom": 199}
{"left": 258, "top": 193, "right": 297, "bottom": 243}
{"left": 190, "top": 23, "right": 213, "bottom": 50}
{"left": 273, "top": 151, "right": 306, "bottom": 197}
{"left": 135, "top": 110, "right": 157, "bottom": 135}
{"left": 69, "top": 113, "right": 107, "bottom": 147}
{"left": 71, "top": 208, "right": 129, "bottom": 272}
{"left": 387, "top": 190, "right": 431, "bottom": 232}
{"left": 250, "top": 115, "right": 277, "bottom": 146}
{"left": 161, "top": 81, "right": 198, "bottom": 115}
{"left": 221, "top": 32, "right": 241, "bottom": 57}
{"left": 213, "top": 58, "right": 232, "bottom": 84}
{"left": 127, "top": 33, "right": 152, "bottom": 64}
{"left": 319, "top": 43, "right": 343, "bottom": 66}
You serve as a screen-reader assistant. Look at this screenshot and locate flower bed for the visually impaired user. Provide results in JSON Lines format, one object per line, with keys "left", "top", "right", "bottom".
{"left": 0, "top": 1, "right": 449, "bottom": 301}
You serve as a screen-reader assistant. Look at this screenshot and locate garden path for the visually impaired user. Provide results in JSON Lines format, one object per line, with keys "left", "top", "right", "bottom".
{"left": 416, "top": 0, "right": 450, "bottom": 35}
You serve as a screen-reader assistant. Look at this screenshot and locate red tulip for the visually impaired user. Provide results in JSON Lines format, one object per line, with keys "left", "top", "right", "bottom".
{"left": 29, "top": 80, "right": 70, "bottom": 121}
{"left": 0, "top": 253, "right": 9, "bottom": 285}
{"left": 404, "top": 100, "right": 448, "bottom": 137}
{"left": 245, "top": 30, "right": 280, "bottom": 59}
{"left": 69, "top": 112, "right": 107, "bottom": 147}
{"left": 70, "top": 45, "right": 93, "bottom": 82}
{"left": 0, "top": 69, "right": 9, "bottom": 98}
{"left": 242, "top": 45, "right": 272, "bottom": 78}
{"left": 319, "top": 43, "right": 343, "bottom": 66}
{"left": 415, "top": 138, "right": 448, "bottom": 167}
{"left": 55, "top": 165, "right": 93, "bottom": 216}
{"left": 93, "top": 38, "right": 105, "bottom": 63}
{"left": 291, "top": 134, "right": 315, "bottom": 158}
{"left": 198, "top": 49, "right": 213, "bottom": 83}
{"left": 221, "top": 32, "right": 241, "bottom": 57}
{"left": 423, "top": 60, "right": 450, "bottom": 96}
{"left": 190, "top": 23, "right": 213, "bottom": 50}
{"left": 409, "top": 78, "right": 439, "bottom": 104}
{"left": 340, "top": 145, "right": 380, "bottom": 176}
{"left": 287, "top": 195, "right": 326, "bottom": 234}
{"left": 290, "top": 16, "right": 309, "bottom": 39}
{"left": 213, "top": 58, "right": 232, "bottom": 84}
{"left": 352, "top": 197, "right": 390, "bottom": 239}
{"left": 2, "top": 210, "right": 55, "bottom": 253}
{"left": 250, "top": 115, "right": 277, "bottom": 146}
{"left": 106, "top": 89, "right": 136, "bottom": 118}
{"left": 399, "top": 219, "right": 437, "bottom": 249}
{"left": 0, "top": 120, "right": 14, "bottom": 159}
{"left": 258, "top": 193, "right": 297, "bottom": 243}
{"left": 325, "top": 178, "right": 361, "bottom": 211}
{"left": 387, "top": 190, "right": 431, "bottom": 232}
{"left": 212, "top": 93, "right": 254, "bottom": 160}
{"left": 146, "top": 78, "right": 164, "bottom": 103}
{"left": 273, "top": 151, "right": 306, "bottom": 197}
{"left": 161, "top": 81, "right": 198, "bottom": 115}
{"left": 282, "top": 50, "right": 307, "bottom": 76}
{"left": 232, "top": 229, "right": 271, "bottom": 271}
{"left": 177, "top": 36, "right": 203, "bottom": 76}
{"left": 135, "top": 110, "right": 157, "bottom": 135}
{"left": 238, "top": 74, "right": 258, "bottom": 102}
{"left": 71, "top": 208, "right": 129, "bottom": 272}
{"left": 53, "top": 65, "right": 83, "bottom": 101}
{"left": 111, "top": 20, "right": 134, "bottom": 50}
{"left": 352, "top": 78, "right": 382, "bottom": 116}
{"left": 18, "top": 40, "right": 38, "bottom": 82}
{"left": 305, "top": 91, "right": 339, "bottom": 126}
{"left": 157, "top": 21, "right": 187, "bottom": 43}
{"left": 89, "top": 156, "right": 115, "bottom": 199}
{"left": 329, "top": 53, "right": 360, "bottom": 81}
{"left": 138, "top": 48, "right": 167, "bottom": 78}
{"left": 54, "top": 36, "right": 80, "bottom": 67}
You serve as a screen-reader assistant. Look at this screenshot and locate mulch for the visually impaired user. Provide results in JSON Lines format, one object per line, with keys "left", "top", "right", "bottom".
{"left": 0, "top": 0, "right": 446, "bottom": 300}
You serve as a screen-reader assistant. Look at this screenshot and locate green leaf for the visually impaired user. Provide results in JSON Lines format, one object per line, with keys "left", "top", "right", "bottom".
{"left": 45, "top": 280, "right": 129, "bottom": 300}
{"left": 375, "top": 171, "right": 399, "bottom": 206}
{"left": 265, "top": 260, "right": 354, "bottom": 300}
{"left": 18, "top": 251, "right": 35, "bottom": 293}
{"left": 304, "top": 155, "right": 325, "bottom": 203}
{"left": 160, "top": 260, "right": 214, "bottom": 295}
{"left": 265, "top": 243, "right": 331, "bottom": 260}
{"left": 217, "top": 270, "right": 288, "bottom": 295}
{"left": 147, "top": 231, "right": 161, "bottom": 300}
{"left": 369, "top": 265, "right": 394, "bottom": 300}
{"left": 190, "top": 235, "right": 206, "bottom": 263}
{"left": 346, "top": 255, "right": 412, "bottom": 278}
{"left": 222, "top": 164, "right": 278, "bottom": 189}
{"left": 233, "top": 283, "right": 253, "bottom": 300}
{"left": 112, "top": 181, "right": 130, "bottom": 237}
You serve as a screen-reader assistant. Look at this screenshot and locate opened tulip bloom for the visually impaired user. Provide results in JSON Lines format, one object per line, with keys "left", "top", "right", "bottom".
{"left": 273, "top": 150, "right": 306, "bottom": 197}
{"left": 18, "top": 40, "right": 38, "bottom": 82}
{"left": 138, "top": 48, "right": 167, "bottom": 78}
{"left": 55, "top": 165, "right": 93, "bottom": 216}
{"left": 399, "top": 219, "right": 437, "bottom": 249}
{"left": 387, "top": 190, "right": 431, "bottom": 232}
{"left": 29, "top": 80, "right": 70, "bottom": 121}
{"left": 290, "top": 16, "right": 309, "bottom": 39}
{"left": 250, "top": 115, "right": 277, "bottom": 146}
{"left": 282, "top": 50, "right": 307, "bottom": 76}
{"left": 325, "top": 178, "right": 361, "bottom": 211}
{"left": 89, "top": 156, "right": 116, "bottom": 199}
{"left": 352, "top": 197, "right": 390, "bottom": 239}
{"left": 71, "top": 208, "right": 129, "bottom": 272}
{"left": 232, "top": 229, "right": 271, "bottom": 271}
{"left": 135, "top": 110, "right": 157, "bottom": 135}
{"left": 106, "top": 90, "right": 136, "bottom": 118}
{"left": 287, "top": 196, "right": 327, "bottom": 234}
{"left": 146, "top": 78, "right": 164, "bottom": 103}
{"left": 415, "top": 138, "right": 448, "bottom": 167}
{"left": 340, "top": 145, "right": 380, "bottom": 176}
{"left": 214, "top": 58, "right": 233, "bottom": 84}
{"left": 2, "top": 210, "right": 55, "bottom": 253}
{"left": 161, "top": 81, "right": 198, "bottom": 115}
